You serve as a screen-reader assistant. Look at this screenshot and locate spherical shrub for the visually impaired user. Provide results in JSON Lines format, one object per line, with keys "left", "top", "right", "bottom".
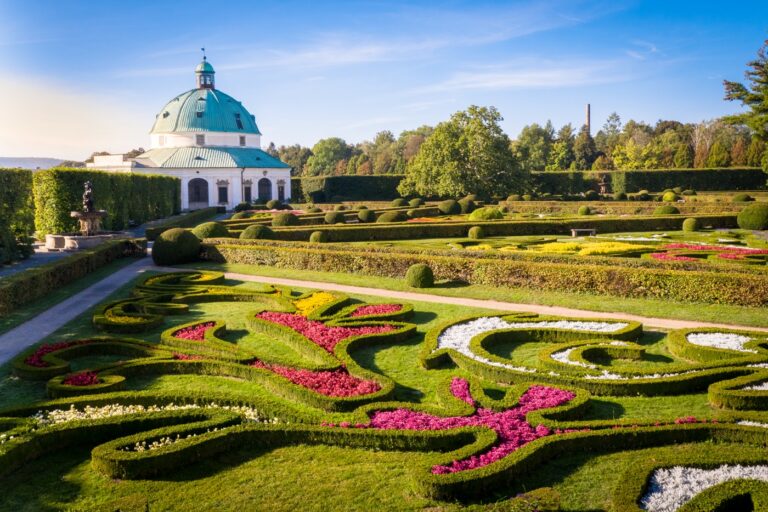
{"left": 522, "top": 194, "right": 533, "bottom": 201}
{"left": 272, "top": 213, "right": 299, "bottom": 226}
{"left": 682, "top": 189, "right": 697, "bottom": 196}
{"left": 376, "top": 211, "right": 407, "bottom": 223}
{"left": 324, "top": 211, "right": 345, "bottom": 224}
{"left": 584, "top": 190, "right": 599, "bottom": 200}
{"left": 239, "top": 224, "right": 273, "bottom": 240}
{"left": 578, "top": 206, "right": 592, "bottom": 216}
{"left": 391, "top": 198, "right": 408, "bottom": 207}
{"left": 468, "top": 226, "right": 485, "bottom": 239}
{"left": 266, "top": 199, "right": 281, "bottom": 210}
{"left": 498, "top": 205, "right": 509, "bottom": 214}
{"left": 507, "top": 194, "right": 522, "bottom": 202}
{"left": 233, "top": 202, "right": 251, "bottom": 212}
{"left": 191, "top": 221, "right": 230, "bottom": 240}
{"left": 613, "top": 192, "right": 627, "bottom": 201}
{"left": 733, "top": 193, "right": 755, "bottom": 203}
{"left": 458, "top": 199, "right": 476, "bottom": 214}
{"left": 464, "top": 194, "right": 478, "bottom": 201}
{"left": 636, "top": 190, "right": 651, "bottom": 201}
{"left": 737, "top": 203, "right": 768, "bottom": 230}
{"left": 654, "top": 205, "right": 680, "bottom": 215}
{"left": 306, "top": 207, "right": 322, "bottom": 214}
{"left": 152, "top": 228, "right": 200, "bottom": 265}
{"left": 406, "top": 209, "right": 418, "bottom": 218}
{"left": 309, "top": 231, "right": 328, "bottom": 243}
{"left": 408, "top": 198, "right": 424, "bottom": 207}
{"left": 405, "top": 263, "right": 434, "bottom": 288}
{"left": 672, "top": 186, "right": 683, "bottom": 194}
{"left": 662, "top": 191, "right": 680, "bottom": 202}
{"left": 358, "top": 209, "right": 376, "bottom": 223}
{"left": 356, "top": 205, "right": 369, "bottom": 210}
{"left": 230, "top": 211, "right": 251, "bottom": 220}
{"left": 334, "top": 204, "right": 348, "bottom": 211}
{"left": 438, "top": 199, "right": 460, "bottom": 215}
{"left": 468, "top": 207, "right": 503, "bottom": 221}
{"left": 682, "top": 218, "right": 700, "bottom": 232}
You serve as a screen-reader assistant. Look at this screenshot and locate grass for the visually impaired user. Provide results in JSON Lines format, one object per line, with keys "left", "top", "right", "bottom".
{"left": 183, "top": 261, "right": 768, "bottom": 328}
{"left": 0, "top": 268, "right": 757, "bottom": 510}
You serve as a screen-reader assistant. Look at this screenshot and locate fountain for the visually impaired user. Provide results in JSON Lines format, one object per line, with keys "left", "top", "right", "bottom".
{"left": 70, "top": 181, "right": 107, "bottom": 236}
{"left": 45, "top": 181, "right": 115, "bottom": 251}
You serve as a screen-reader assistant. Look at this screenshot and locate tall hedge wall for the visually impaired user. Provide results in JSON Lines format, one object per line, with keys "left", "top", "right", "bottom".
{"left": 0, "top": 168, "right": 34, "bottom": 264}
{"left": 609, "top": 168, "right": 767, "bottom": 193}
{"left": 295, "top": 175, "right": 405, "bottom": 202}
{"left": 32, "top": 168, "right": 181, "bottom": 235}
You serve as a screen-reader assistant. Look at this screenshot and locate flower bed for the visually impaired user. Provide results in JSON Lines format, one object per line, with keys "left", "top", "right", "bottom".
{"left": 24, "top": 340, "right": 93, "bottom": 368}
{"left": 686, "top": 332, "right": 755, "bottom": 353}
{"left": 61, "top": 371, "right": 101, "bottom": 386}
{"left": 350, "top": 304, "right": 402, "bottom": 317}
{"left": 171, "top": 322, "right": 216, "bottom": 341}
{"left": 292, "top": 292, "right": 337, "bottom": 316}
{"left": 250, "top": 360, "right": 380, "bottom": 397}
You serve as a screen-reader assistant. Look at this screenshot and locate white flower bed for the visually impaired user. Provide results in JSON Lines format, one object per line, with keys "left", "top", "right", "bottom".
{"left": 435, "top": 317, "right": 629, "bottom": 374}
{"left": 551, "top": 347, "right": 597, "bottom": 369}
{"left": 641, "top": 464, "right": 768, "bottom": 511}
{"left": 738, "top": 420, "right": 768, "bottom": 428}
{"left": 125, "top": 427, "right": 221, "bottom": 452}
{"left": 31, "top": 403, "right": 280, "bottom": 428}
{"left": 744, "top": 381, "right": 768, "bottom": 391}
{"left": 686, "top": 332, "right": 756, "bottom": 353}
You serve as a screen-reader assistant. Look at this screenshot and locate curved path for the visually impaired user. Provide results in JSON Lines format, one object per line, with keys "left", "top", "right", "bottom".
{"left": 1, "top": 262, "right": 766, "bottom": 366}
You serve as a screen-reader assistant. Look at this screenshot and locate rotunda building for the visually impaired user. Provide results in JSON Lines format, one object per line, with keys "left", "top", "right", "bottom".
{"left": 88, "top": 57, "right": 291, "bottom": 210}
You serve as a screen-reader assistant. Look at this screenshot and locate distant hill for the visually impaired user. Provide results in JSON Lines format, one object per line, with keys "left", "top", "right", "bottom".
{"left": 0, "top": 157, "right": 67, "bottom": 170}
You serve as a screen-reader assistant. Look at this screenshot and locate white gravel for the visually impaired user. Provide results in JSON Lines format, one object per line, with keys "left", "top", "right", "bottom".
{"left": 686, "top": 332, "right": 756, "bottom": 353}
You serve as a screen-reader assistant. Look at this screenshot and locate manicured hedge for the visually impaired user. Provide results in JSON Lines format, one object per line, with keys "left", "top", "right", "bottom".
{"left": 145, "top": 207, "right": 219, "bottom": 241}
{"left": 33, "top": 168, "right": 180, "bottom": 235}
{"left": 0, "top": 168, "right": 34, "bottom": 264}
{"left": 201, "top": 238, "right": 768, "bottom": 306}
{"left": 0, "top": 239, "right": 146, "bottom": 317}
{"left": 297, "top": 175, "right": 405, "bottom": 202}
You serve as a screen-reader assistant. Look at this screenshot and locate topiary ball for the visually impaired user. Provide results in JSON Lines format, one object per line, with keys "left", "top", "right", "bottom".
{"left": 191, "top": 221, "right": 231, "bottom": 240}
{"left": 272, "top": 213, "right": 299, "bottom": 227}
{"left": 306, "top": 207, "right": 323, "bottom": 214}
{"left": 464, "top": 194, "right": 478, "bottom": 201}
{"left": 458, "top": 199, "right": 476, "bottom": 214}
{"left": 584, "top": 190, "right": 600, "bottom": 201}
{"left": 507, "top": 194, "right": 522, "bottom": 202}
{"left": 152, "top": 228, "right": 200, "bottom": 265}
{"left": 468, "top": 226, "right": 485, "bottom": 239}
{"left": 578, "top": 206, "right": 592, "bottom": 216}
{"left": 239, "top": 224, "right": 273, "bottom": 239}
{"left": 438, "top": 199, "right": 461, "bottom": 215}
{"left": 613, "top": 192, "right": 627, "bottom": 201}
{"left": 233, "top": 202, "right": 251, "bottom": 212}
{"left": 408, "top": 198, "right": 424, "bottom": 207}
{"left": 230, "top": 211, "right": 252, "bottom": 220}
{"left": 682, "top": 218, "right": 700, "bottom": 232}
{"left": 391, "top": 198, "right": 408, "bottom": 207}
{"left": 733, "top": 193, "right": 755, "bottom": 203}
{"left": 672, "top": 186, "right": 683, "bottom": 194}
{"left": 468, "top": 207, "right": 503, "bottom": 221}
{"left": 405, "top": 263, "right": 434, "bottom": 288}
{"left": 737, "top": 203, "right": 768, "bottom": 230}
{"left": 522, "top": 194, "right": 533, "bottom": 201}
{"left": 309, "top": 231, "right": 328, "bottom": 243}
{"left": 376, "top": 211, "right": 407, "bottom": 223}
{"left": 357, "top": 205, "right": 369, "bottom": 210}
{"left": 682, "top": 189, "right": 697, "bottom": 196}
{"left": 324, "top": 211, "right": 345, "bottom": 224}
{"left": 636, "top": 190, "right": 651, "bottom": 201}
{"left": 358, "top": 209, "right": 376, "bottom": 223}
{"left": 662, "top": 191, "right": 680, "bottom": 202}
{"left": 266, "top": 199, "right": 281, "bottom": 210}
{"left": 334, "top": 204, "right": 348, "bottom": 211}
{"left": 654, "top": 205, "right": 680, "bottom": 215}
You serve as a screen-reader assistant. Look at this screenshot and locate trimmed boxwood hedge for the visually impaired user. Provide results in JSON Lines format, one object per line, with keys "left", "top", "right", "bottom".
{"left": 33, "top": 168, "right": 180, "bottom": 235}
{"left": 145, "top": 207, "right": 219, "bottom": 241}
{"left": 0, "top": 168, "right": 34, "bottom": 264}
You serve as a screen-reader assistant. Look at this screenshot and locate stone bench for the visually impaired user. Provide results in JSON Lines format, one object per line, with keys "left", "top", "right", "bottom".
{"left": 571, "top": 228, "right": 596, "bottom": 237}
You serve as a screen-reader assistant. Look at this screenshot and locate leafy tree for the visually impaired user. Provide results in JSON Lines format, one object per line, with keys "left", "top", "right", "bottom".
{"left": 511, "top": 123, "right": 553, "bottom": 172}
{"left": 398, "top": 106, "right": 524, "bottom": 198}
{"left": 724, "top": 39, "right": 768, "bottom": 144}
{"left": 747, "top": 138, "right": 767, "bottom": 167}
{"left": 730, "top": 136, "right": 748, "bottom": 166}
{"left": 277, "top": 144, "right": 313, "bottom": 176}
{"left": 266, "top": 142, "right": 278, "bottom": 157}
{"left": 305, "top": 137, "right": 352, "bottom": 176}
{"left": 673, "top": 143, "right": 694, "bottom": 168}
{"left": 573, "top": 125, "right": 597, "bottom": 170}
{"left": 591, "top": 155, "right": 614, "bottom": 170}
{"left": 706, "top": 140, "right": 731, "bottom": 167}
{"left": 544, "top": 124, "right": 575, "bottom": 171}
{"left": 595, "top": 112, "right": 622, "bottom": 155}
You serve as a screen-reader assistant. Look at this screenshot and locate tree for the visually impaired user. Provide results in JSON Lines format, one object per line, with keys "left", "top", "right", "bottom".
{"left": 545, "top": 124, "right": 575, "bottom": 171}
{"left": 724, "top": 40, "right": 768, "bottom": 144}
{"left": 730, "top": 136, "right": 748, "bottom": 166}
{"left": 747, "top": 138, "right": 767, "bottom": 167}
{"left": 305, "top": 137, "right": 352, "bottom": 176}
{"left": 266, "top": 142, "right": 278, "bottom": 157}
{"left": 705, "top": 140, "right": 731, "bottom": 167}
{"left": 398, "top": 106, "right": 524, "bottom": 198}
{"left": 511, "top": 123, "right": 553, "bottom": 172}
{"left": 277, "top": 145, "right": 313, "bottom": 176}
{"left": 673, "top": 144, "right": 694, "bottom": 168}
{"left": 573, "top": 125, "right": 597, "bottom": 170}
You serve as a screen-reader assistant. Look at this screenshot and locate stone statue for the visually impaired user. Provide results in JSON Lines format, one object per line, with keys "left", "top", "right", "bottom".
{"left": 82, "top": 181, "right": 94, "bottom": 213}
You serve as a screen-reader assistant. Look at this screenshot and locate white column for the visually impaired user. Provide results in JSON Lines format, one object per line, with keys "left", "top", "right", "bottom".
{"left": 271, "top": 175, "right": 278, "bottom": 202}
{"left": 207, "top": 177, "right": 217, "bottom": 207}
{"left": 231, "top": 172, "right": 243, "bottom": 207}
{"left": 180, "top": 176, "right": 189, "bottom": 210}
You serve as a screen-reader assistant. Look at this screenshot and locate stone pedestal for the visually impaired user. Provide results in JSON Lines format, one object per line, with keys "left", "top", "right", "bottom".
{"left": 70, "top": 211, "right": 107, "bottom": 236}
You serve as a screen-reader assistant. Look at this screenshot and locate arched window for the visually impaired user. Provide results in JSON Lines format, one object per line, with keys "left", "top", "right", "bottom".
{"left": 188, "top": 178, "right": 209, "bottom": 209}
{"left": 258, "top": 178, "right": 272, "bottom": 202}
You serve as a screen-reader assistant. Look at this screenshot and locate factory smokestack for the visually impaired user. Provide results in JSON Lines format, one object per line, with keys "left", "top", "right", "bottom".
{"left": 585, "top": 103, "right": 591, "bottom": 135}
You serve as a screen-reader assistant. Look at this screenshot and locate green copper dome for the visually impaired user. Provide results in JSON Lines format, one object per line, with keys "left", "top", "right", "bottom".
{"left": 195, "top": 58, "right": 215, "bottom": 74}
{"left": 150, "top": 88, "right": 261, "bottom": 135}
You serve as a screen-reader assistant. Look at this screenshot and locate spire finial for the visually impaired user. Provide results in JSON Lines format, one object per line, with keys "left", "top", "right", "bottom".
{"left": 201, "top": 47, "right": 206, "bottom": 61}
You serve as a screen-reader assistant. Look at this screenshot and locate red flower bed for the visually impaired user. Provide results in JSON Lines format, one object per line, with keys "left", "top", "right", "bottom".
{"left": 256, "top": 312, "right": 394, "bottom": 353}
{"left": 24, "top": 340, "right": 93, "bottom": 368}
{"left": 250, "top": 360, "right": 380, "bottom": 396}
{"left": 172, "top": 322, "right": 216, "bottom": 341}
{"left": 62, "top": 371, "right": 101, "bottom": 386}
{"left": 350, "top": 304, "right": 402, "bottom": 317}
{"left": 649, "top": 252, "right": 698, "bottom": 262}
{"left": 172, "top": 353, "right": 204, "bottom": 361}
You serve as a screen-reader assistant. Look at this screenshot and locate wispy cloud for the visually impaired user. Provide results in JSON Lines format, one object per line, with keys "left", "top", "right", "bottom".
{"left": 626, "top": 40, "right": 660, "bottom": 60}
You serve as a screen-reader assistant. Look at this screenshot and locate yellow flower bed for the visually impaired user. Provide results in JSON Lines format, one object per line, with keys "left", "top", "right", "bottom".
{"left": 577, "top": 242, "right": 656, "bottom": 256}
{"left": 466, "top": 244, "right": 494, "bottom": 251}
{"left": 292, "top": 291, "right": 337, "bottom": 316}
{"left": 532, "top": 242, "right": 583, "bottom": 254}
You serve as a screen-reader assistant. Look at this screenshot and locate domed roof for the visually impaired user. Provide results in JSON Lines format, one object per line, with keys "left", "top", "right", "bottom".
{"left": 195, "top": 58, "right": 215, "bottom": 74}
{"left": 150, "top": 88, "right": 261, "bottom": 135}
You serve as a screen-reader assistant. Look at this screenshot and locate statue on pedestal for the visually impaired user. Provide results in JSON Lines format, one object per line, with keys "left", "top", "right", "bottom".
{"left": 82, "top": 181, "right": 94, "bottom": 213}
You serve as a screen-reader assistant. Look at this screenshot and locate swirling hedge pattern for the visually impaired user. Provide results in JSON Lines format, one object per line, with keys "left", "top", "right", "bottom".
{"left": 3, "top": 271, "right": 768, "bottom": 510}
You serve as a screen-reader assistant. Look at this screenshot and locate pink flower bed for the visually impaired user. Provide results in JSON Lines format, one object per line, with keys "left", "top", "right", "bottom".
{"left": 407, "top": 217, "right": 439, "bottom": 223}
{"left": 172, "top": 353, "right": 204, "bottom": 361}
{"left": 250, "top": 360, "right": 380, "bottom": 397}
{"left": 649, "top": 252, "right": 698, "bottom": 262}
{"left": 350, "top": 304, "right": 402, "bottom": 317}
{"left": 62, "top": 371, "right": 101, "bottom": 386}
{"left": 24, "top": 340, "right": 93, "bottom": 367}
{"left": 450, "top": 377, "right": 475, "bottom": 406}
{"left": 333, "top": 380, "right": 576, "bottom": 474}
{"left": 172, "top": 322, "right": 216, "bottom": 341}
{"left": 256, "top": 312, "right": 394, "bottom": 353}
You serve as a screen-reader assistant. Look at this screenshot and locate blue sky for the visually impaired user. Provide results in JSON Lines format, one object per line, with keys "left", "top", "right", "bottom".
{"left": 1, "top": 0, "right": 767, "bottom": 160}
